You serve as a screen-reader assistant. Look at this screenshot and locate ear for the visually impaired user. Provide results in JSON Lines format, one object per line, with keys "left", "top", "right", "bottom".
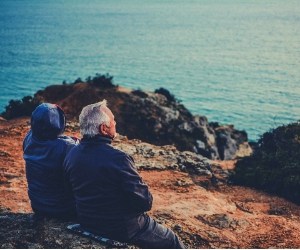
{"left": 99, "top": 123, "right": 108, "bottom": 136}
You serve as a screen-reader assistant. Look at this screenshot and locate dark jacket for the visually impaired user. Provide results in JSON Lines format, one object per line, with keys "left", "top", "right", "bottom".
{"left": 64, "top": 135, "right": 153, "bottom": 241}
{"left": 23, "top": 103, "right": 78, "bottom": 217}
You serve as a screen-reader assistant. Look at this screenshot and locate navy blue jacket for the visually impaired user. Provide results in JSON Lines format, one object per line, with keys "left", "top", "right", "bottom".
{"left": 64, "top": 135, "right": 153, "bottom": 241}
{"left": 23, "top": 103, "right": 78, "bottom": 216}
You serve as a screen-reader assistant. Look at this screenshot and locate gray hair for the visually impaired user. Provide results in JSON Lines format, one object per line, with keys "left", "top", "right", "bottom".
{"left": 79, "top": 100, "right": 110, "bottom": 137}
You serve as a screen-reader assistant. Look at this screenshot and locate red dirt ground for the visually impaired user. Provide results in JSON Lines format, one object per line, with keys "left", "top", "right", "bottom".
{"left": 1, "top": 118, "right": 300, "bottom": 248}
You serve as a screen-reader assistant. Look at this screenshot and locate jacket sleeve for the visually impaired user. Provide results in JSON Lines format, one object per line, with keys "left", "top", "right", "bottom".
{"left": 119, "top": 154, "right": 153, "bottom": 213}
{"left": 22, "top": 131, "right": 32, "bottom": 152}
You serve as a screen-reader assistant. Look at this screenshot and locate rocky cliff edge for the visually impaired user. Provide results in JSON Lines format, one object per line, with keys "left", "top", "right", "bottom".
{"left": 1, "top": 118, "right": 300, "bottom": 248}
{"left": 2, "top": 78, "right": 252, "bottom": 160}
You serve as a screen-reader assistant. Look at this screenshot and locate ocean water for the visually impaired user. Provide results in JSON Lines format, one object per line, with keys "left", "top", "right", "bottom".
{"left": 0, "top": 0, "right": 299, "bottom": 141}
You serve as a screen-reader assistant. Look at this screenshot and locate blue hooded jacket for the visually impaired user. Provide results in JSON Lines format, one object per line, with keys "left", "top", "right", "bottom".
{"left": 23, "top": 103, "right": 78, "bottom": 216}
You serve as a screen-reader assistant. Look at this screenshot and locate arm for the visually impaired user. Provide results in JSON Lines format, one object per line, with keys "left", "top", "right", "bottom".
{"left": 23, "top": 131, "right": 32, "bottom": 152}
{"left": 119, "top": 154, "right": 153, "bottom": 213}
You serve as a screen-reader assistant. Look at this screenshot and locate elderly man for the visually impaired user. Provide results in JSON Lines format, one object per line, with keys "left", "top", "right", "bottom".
{"left": 64, "top": 100, "right": 185, "bottom": 248}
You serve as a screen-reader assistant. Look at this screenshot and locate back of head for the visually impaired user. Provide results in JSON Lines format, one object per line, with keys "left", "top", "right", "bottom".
{"left": 79, "top": 100, "right": 110, "bottom": 138}
{"left": 31, "top": 103, "right": 66, "bottom": 140}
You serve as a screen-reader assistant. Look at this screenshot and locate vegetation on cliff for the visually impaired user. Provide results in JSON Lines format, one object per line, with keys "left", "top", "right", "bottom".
{"left": 1, "top": 73, "right": 116, "bottom": 120}
{"left": 231, "top": 122, "right": 300, "bottom": 204}
{"left": 3, "top": 96, "right": 40, "bottom": 120}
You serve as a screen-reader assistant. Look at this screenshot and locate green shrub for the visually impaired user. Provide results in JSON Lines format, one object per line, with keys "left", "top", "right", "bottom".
{"left": 1, "top": 73, "right": 117, "bottom": 119}
{"left": 2, "top": 96, "right": 41, "bottom": 119}
{"left": 154, "top": 87, "right": 177, "bottom": 102}
{"left": 132, "top": 89, "right": 148, "bottom": 98}
{"left": 73, "top": 77, "right": 83, "bottom": 84}
{"left": 87, "top": 73, "right": 117, "bottom": 89}
{"left": 231, "top": 122, "right": 300, "bottom": 204}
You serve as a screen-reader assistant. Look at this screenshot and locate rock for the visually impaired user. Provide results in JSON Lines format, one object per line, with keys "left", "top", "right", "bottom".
{"left": 211, "top": 123, "right": 251, "bottom": 160}
{"left": 0, "top": 212, "right": 137, "bottom": 249}
{"left": 0, "top": 116, "right": 7, "bottom": 122}
{"left": 113, "top": 136, "right": 231, "bottom": 186}
{"left": 173, "top": 224, "right": 183, "bottom": 232}
{"left": 2, "top": 80, "right": 251, "bottom": 160}
{"left": 0, "top": 150, "right": 11, "bottom": 157}
{"left": 196, "top": 213, "right": 249, "bottom": 230}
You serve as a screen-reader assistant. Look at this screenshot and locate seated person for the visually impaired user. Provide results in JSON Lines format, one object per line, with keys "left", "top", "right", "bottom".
{"left": 64, "top": 100, "right": 185, "bottom": 248}
{"left": 23, "top": 103, "right": 78, "bottom": 219}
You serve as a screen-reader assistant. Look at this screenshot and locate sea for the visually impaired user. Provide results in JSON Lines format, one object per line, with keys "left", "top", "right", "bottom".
{"left": 0, "top": 0, "right": 299, "bottom": 141}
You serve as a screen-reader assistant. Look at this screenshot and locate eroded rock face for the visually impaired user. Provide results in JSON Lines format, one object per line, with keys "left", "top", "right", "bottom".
{"left": 112, "top": 134, "right": 230, "bottom": 187}
{"left": 23, "top": 82, "right": 252, "bottom": 160}
{"left": 212, "top": 124, "right": 252, "bottom": 160}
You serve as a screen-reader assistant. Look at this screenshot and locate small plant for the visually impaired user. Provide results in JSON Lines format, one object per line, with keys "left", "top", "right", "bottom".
{"left": 87, "top": 73, "right": 117, "bottom": 89}
{"left": 132, "top": 89, "right": 148, "bottom": 98}
{"left": 2, "top": 96, "right": 41, "bottom": 119}
{"left": 73, "top": 78, "right": 83, "bottom": 84}
{"left": 154, "top": 87, "right": 177, "bottom": 102}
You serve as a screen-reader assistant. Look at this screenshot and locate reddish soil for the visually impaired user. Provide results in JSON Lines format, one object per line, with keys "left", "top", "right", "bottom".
{"left": 1, "top": 118, "right": 300, "bottom": 248}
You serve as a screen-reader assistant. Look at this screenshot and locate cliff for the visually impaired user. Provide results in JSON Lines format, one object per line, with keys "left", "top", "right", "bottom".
{"left": 1, "top": 118, "right": 300, "bottom": 248}
{"left": 2, "top": 75, "right": 252, "bottom": 160}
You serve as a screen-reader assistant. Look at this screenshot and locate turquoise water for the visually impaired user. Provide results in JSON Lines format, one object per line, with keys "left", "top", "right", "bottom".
{"left": 1, "top": 0, "right": 299, "bottom": 141}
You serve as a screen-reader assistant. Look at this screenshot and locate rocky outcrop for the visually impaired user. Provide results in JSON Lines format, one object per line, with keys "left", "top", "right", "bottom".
{"left": 2, "top": 76, "right": 252, "bottom": 160}
{"left": 113, "top": 135, "right": 231, "bottom": 187}
{"left": 210, "top": 123, "right": 252, "bottom": 160}
{"left": 1, "top": 118, "right": 300, "bottom": 249}
{"left": 0, "top": 211, "right": 136, "bottom": 249}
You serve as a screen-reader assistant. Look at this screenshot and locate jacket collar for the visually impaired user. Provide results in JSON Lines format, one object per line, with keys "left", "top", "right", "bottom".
{"left": 81, "top": 134, "right": 112, "bottom": 144}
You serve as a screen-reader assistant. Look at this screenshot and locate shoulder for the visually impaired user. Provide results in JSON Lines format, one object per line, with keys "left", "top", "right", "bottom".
{"left": 103, "top": 145, "right": 135, "bottom": 170}
{"left": 23, "top": 130, "right": 32, "bottom": 143}
{"left": 109, "top": 145, "right": 134, "bottom": 162}
{"left": 23, "top": 130, "right": 32, "bottom": 150}
{"left": 57, "top": 135, "right": 79, "bottom": 146}
{"left": 112, "top": 149, "right": 136, "bottom": 172}
{"left": 55, "top": 136, "right": 79, "bottom": 155}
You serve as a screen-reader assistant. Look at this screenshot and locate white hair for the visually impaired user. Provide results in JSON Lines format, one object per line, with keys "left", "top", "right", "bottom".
{"left": 79, "top": 100, "right": 110, "bottom": 137}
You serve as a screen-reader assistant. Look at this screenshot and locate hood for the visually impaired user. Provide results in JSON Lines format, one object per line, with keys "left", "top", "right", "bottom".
{"left": 31, "top": 103, "right": 66, "bottom": 140}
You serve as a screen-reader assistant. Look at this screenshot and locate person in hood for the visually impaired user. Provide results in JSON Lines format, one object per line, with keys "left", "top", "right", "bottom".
{"left": 23, "top": 103, "right": 79, "bottom": 219}
{"left": 64, "top": 100, "right": 185, "bottom": 248}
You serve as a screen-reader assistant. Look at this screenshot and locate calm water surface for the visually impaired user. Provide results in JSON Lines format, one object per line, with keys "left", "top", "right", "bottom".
{"left": 1, "top": 0, "right": 299, "bottom": 140}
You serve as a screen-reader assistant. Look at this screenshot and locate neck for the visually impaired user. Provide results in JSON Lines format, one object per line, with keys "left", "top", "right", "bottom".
{"left": 82, "top": 134, "right": 112, "bottom": 142}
